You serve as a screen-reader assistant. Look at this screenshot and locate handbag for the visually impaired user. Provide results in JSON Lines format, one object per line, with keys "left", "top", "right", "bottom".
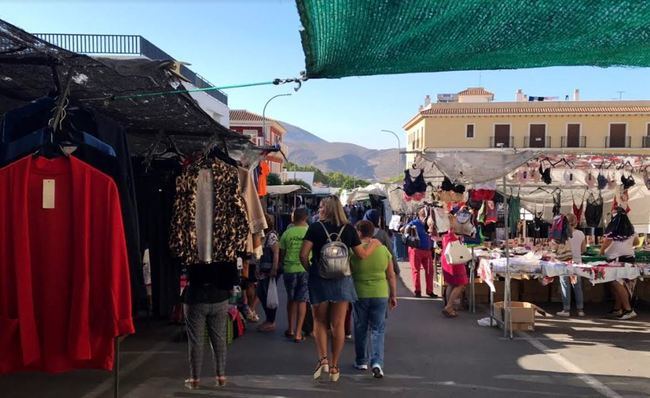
{"left": 444, "top": 240, "right": 472, "bottom": 264}
{"left": 402, "top": 224, "right": 421, "bottom": 248}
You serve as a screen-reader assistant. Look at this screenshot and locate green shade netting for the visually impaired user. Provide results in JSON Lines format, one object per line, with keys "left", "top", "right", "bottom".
{"left": 296, "top": 0, "right": 650, "bottom": 79}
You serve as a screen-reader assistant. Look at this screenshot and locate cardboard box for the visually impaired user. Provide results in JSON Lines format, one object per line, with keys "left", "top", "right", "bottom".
{"left": 492, "top": 301, "right": 536, "bottom": 331}
{"left": 474, "top": 280, "right": 520, "bottom": 304}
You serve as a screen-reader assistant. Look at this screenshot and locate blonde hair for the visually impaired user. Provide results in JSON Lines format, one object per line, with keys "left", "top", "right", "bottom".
{"left": 320, "top": 196, "right": 349, "bottom": 226}
{"left": 565, "top": 213, "right": 577, "bottom": 227}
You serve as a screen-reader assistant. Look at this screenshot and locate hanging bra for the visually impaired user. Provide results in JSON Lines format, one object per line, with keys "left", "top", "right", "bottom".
{"left": 621, "top": 174, "right": 635, "bottom": 190}
{"left": 552, "top": 190, "right": 562, "bottom": 216}
{"left": 539, "top": 165, "right": 552, "bottom": 185}
{"left": 403, "top": 168, "right": 426, "bottom": 196}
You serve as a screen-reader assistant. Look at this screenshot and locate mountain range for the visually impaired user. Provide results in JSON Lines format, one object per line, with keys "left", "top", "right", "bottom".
{"left": 280, "top": 121, "right": 404, "bottom": 181}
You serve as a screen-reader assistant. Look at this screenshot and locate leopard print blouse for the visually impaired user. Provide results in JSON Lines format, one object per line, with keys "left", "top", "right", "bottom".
{"left": 169, "top": 157, "right": 250, "bottom": 265}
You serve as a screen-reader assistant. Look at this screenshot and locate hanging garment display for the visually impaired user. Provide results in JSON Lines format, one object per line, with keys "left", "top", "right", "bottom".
{"left": 572, "top": 196, "right": 584, "bottom": 226}
{"left": 170, "top": 157, "right": 250, "bottom": 265}
{"left": 552, "top": 190, "right": 562, "bottom": 216}
{"left": 238, "top": 166, "right": 268, "bottom": 254}
{"left": 508, "top": 195, "right": 521, "bottom": 237}
{"left": 597, "top": 173, "right": 608, "bottom": 190}
{"left": 257, "top": 161, "right": 270, "bottom": 196}
{"left": 402, "top": 168, "right": 426, "bottom": 201}
{"left": 433, "top": 206, "right": 450, "bottom": 234}
{"left": 620, "top": 174, "right": 635, "bottom": 189}
{"left": 586, "top": 171, "right": 597, "bottom": 188}
{"left": 0, "top": 155, "right": 134, "bottom": 373}
{"left": 134, "top": 157, "right": 183, "bottom": 318}
{"left": 1, "top": 97, "right": 145, "bottom": 311}
{"left": 585, "top": 192, "right": 603, "bottom": 228}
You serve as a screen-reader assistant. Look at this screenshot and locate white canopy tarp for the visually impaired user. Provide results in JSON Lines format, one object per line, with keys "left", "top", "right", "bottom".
{"left": 266, "top": 185, "right": 311, "bottom": 195}
{"left": 341, "top": 183, "right": 388, "bottom": 204}
{"left": 418, "top": 149, "right": 540, "bottom": 184}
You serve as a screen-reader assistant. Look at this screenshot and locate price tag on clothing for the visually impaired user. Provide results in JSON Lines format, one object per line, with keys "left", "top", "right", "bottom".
{"left": 43, "top": 179, "right": 55, "bottom": 209}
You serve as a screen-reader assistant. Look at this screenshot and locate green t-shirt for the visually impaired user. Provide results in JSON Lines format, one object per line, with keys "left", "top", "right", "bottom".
{"left": 350, "top": 245, "right": 391, "bottom": 298}
{"left": 280, "top": 225, "right": 309, "bottom": 273}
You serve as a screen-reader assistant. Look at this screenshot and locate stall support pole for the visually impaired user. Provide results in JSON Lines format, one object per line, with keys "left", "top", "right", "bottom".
{"left": 114, "top": 337, "right": 120, "bottom": 398}
{"left": 470, "top": 247, "right": 476, "bottom": 313}
{"left": 502, "top": 175, "right": 513, "bottom": 339}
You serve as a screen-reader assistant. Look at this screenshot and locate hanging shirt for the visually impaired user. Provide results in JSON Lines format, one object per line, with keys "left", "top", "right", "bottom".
{"left": 257, "top": 161, "right": 270, "bottom": 196}
{"left": 0, "top": 155, "right": 134, "bottom": 373}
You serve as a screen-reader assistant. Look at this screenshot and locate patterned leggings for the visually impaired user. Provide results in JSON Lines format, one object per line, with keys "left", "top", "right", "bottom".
{"left": 184, "top": 301, "right": 229, "bottom": 378}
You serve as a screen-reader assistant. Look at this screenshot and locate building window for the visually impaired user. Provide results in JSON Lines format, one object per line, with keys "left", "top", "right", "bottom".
{"left": 466, "top": 124, "right": 475, "bottom": 139}
{"left": 242, "top": 129, "right": 258, "bottom": 144}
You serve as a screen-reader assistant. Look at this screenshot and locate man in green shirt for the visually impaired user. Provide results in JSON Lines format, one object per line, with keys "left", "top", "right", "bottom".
{"left": 280, "top": 208, "right": 310, "bottom": 342}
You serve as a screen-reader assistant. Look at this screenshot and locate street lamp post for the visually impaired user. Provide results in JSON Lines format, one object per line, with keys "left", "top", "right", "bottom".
{"left": 380, "top": 129, "right": 402, "bottom": 170}
{"left": 262, "top": 93, "right": 292, "bottom": 145}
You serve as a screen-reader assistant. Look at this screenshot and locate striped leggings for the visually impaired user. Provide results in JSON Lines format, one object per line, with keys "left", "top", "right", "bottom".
{"left": 184, "top": 301, "right": 229, "bottom": 378}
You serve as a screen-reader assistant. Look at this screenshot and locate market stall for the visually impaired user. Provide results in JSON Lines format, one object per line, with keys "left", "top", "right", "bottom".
{"left": 410, "top": 149, "right": 650, "bottom": 335}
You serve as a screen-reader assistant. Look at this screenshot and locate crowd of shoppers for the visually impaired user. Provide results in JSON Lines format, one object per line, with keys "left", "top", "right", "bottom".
{"left": 181, "top": 197, "right": 643, "bottom": 388}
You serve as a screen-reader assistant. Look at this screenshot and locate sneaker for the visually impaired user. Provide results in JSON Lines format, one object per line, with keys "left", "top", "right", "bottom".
{"left": 353, "top": 363, "right": 368, "bottom": 371}
{"left": 371, "top": 365, "right": 384, "bottom": 379}
{"left": 414, "top": 291, "right": 422, "bottom": 298}
{"left": 427, "top": 292, "right": 436, "bottom": 298}
{"left": 577, "top": 310, "right": 585, "bottom": 317}
{"left": 607, "top": 309, "right": 623, "bottom": 318}
{"left": 345, "top": 334, "right": 353, "bottom": 341}
{"left": 556, "top": 310, "right": 570, "bottom": 317}
{"left": 619, "top": 310, "right": 637, "bottom": 320}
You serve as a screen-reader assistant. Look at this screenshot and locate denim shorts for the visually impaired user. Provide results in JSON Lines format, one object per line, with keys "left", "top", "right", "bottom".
{"left": 283, "top": 272, "right": 309, "bottom": 302}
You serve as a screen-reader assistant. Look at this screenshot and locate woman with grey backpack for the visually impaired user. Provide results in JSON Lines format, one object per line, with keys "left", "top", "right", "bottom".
{"left": 300, "top": 196, "right": 380, "bottom": 382}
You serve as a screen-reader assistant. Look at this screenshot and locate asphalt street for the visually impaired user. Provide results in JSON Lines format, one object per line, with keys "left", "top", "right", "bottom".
{"left": 1, "top": 264, "right": 649, "bottom": 398}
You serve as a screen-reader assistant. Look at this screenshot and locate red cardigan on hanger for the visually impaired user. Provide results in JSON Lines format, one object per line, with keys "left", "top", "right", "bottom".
{"left": 0, "top": 155, "right": 134, "bottom": 373}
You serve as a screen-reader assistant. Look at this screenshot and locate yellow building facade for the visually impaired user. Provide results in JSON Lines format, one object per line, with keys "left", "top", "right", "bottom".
{"left": 403, "top": 88, "right": 650, "bottom": 165}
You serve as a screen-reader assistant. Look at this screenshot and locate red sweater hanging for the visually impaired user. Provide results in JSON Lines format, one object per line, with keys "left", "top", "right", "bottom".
{"left": 0, "top": 155, "right": 134, "bottom": 374}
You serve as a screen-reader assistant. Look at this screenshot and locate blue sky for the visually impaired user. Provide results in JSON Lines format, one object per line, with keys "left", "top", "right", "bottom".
{"left": 3, "top": 0, "right": 650, "bottom": 149}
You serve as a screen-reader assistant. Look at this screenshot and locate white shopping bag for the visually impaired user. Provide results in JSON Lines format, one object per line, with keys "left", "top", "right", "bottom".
{"left": 266, "top": 278, "right": 279, "bottom": 310}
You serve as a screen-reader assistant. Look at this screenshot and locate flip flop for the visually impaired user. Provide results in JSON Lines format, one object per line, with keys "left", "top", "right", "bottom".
{"left": 442, "top": 309, "right": 455, "bottom": 318}
{"left": 294, "top": 336, "right": 306, "bottom": 343}
{"left": 284, "top": 330, "right": 295, "bottom": 338}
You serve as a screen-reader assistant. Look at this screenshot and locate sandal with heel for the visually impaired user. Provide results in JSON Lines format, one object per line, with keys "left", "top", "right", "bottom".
{"left": 329, "top": 366, "right": 340, "bottom": 382}
{"left": 313, "top": 356, "right": 329, "bottom": 380}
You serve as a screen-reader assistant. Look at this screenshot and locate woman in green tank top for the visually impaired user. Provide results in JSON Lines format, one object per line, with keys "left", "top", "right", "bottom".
{"left": 350, "top": 220, "right": 398, "bottom": 378}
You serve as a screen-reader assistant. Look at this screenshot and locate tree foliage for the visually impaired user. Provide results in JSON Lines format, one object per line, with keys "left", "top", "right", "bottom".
{"left": 267, "top": 172, "right": 282, "bottom": 186}
{"left": 284, "top": 161, "right": 369, "bottom": 189}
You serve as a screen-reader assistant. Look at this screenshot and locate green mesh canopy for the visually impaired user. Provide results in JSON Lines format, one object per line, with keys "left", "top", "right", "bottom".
{"left": 296, "top": 0, "right": 650, "bottom": 79}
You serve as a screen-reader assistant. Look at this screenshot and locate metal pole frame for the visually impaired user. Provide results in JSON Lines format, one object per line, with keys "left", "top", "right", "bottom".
{"left": 380, "top": 129, "right": 402, "bottom": 170}
{"left": 262, "top": 93, "right": 292, "bottom": 145}
{"left": 503, "top": 175, "right": 513, "bottom": 339}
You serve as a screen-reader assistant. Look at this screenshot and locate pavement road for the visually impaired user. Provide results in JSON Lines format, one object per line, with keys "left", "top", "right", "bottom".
{"left": 1, "top": 263, "right": 649, "bottom": 398}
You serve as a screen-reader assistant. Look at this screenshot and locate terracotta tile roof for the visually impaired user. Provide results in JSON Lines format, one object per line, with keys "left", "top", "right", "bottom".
{"left": 420, "top": 103, "right": 650, "bottom": 116}
{"left": 457, "top": 87, "right": 494, "bottom": 96}
{"left": 229, "top": 109, "right": 274, "bottom": 123}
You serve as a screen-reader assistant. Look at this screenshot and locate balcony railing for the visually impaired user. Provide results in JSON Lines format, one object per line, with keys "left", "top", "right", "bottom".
{"left": 560, "top": 136, "right": 587, "bottom": 148}
{"left": 489, "top": 136, "right": 514, "bottom": 148}
{"left": 605, "top": 136, "right": 631, "bottom": 148}
{"left": 643, "top": 136, "right": 650, "bottom": 148}
{"left": 523, "top": 136, "right": 552, "bottom": 148}
{"left": 33, "top": 33, "right": 228, "bottom": 105}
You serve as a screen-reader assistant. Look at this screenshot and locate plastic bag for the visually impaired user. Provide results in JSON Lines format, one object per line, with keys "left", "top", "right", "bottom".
{"left": 266, "top": 278, "right": 279, "bottom": 310}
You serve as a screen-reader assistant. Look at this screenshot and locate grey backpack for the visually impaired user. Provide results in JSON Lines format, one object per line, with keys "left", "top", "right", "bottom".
{"left": 318, "top": 222, "right": 351, "bottom": 279}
